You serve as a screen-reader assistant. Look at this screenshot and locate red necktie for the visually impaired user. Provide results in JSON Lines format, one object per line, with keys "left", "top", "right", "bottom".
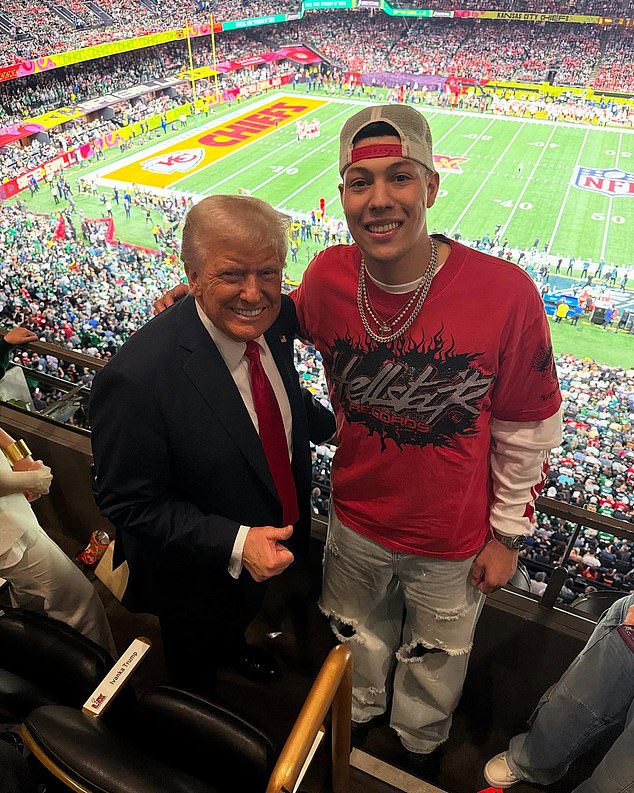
{"left": 244, "top": 340, "right": 299, "bottom": 526}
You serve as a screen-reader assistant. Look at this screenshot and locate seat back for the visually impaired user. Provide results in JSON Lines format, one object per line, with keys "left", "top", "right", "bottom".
{"left": 508, "top": 560, "right": 532, "bottom": 592}
{"left": 131, "top": 686, "right": 278, "bottom": 791}
{"left": 0, "top": 607, "right": 115, "bottom": 718}
{"left": 570, "top": 590, "right": 629, "bottom": 617}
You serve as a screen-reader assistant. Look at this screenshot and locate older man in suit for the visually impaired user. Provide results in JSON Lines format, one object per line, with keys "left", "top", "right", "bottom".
{"left": 90, "top": 195, "right": 334, "bottom": 692}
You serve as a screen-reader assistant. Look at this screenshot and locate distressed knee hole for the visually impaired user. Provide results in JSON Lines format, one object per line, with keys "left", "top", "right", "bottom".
{"left": 396, "top": 637, "right": 472, "bottom": 662}
{"left": 397, "top": 639, "right": 445, "bottom": 663}
{"left": 334, "top": 619, "right": 356, "bottom": 639}
{"left": 319, "top": 607, "right": 361, "bottom": 644}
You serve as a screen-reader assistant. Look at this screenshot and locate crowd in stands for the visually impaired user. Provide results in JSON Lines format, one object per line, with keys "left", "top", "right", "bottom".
{"left": 0, "top": 90, "right": 193, "bottom": 180}
{"left": 298, "top": 16, "right": 611, "bottom": 87}
{"left": 0, "top": 0, "right": 632, "bottom": 84}
{"left": 519, "top": 353, "right": 634, "bottom": 601}
{"left": 0, "top": 29, "right": 272, "bottom": 126}
{"left": 0, "top": 202, "right": 183, "bottom": 364}
{"left": 593, "top": 27, "right": 634, "bottom": 93}
{"left": 0, "top": 0, "right": 298, "bottom": 66}
{"left": 0, "top": 45, "right": 183, "bottom": 124}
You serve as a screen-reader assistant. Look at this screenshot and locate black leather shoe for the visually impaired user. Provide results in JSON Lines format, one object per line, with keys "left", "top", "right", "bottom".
{"left": 350, "top": 719, "right": 371, "bottom": 746}
{"left": 402, "top": 747, "right": 440, "bottom": 777}
{"left": 226, "top": 645, "right": 280, "bottom": 682}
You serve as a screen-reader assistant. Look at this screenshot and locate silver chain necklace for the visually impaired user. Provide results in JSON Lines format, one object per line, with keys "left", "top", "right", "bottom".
{"left": 357, "top": 237, "right": 438, "bottom": 344}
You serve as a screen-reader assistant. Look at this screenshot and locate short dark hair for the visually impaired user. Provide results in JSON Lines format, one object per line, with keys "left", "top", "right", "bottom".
{"left": 352, "top": 121, "right": 399, "bottom": 145}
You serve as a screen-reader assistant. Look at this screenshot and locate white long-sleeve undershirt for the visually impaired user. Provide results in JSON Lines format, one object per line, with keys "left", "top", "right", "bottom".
{"left": 489, "top": 410, "right": 563, "bottom": 537}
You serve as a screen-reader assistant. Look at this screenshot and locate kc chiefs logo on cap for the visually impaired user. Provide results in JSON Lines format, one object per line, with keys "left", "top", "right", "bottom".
{"left": 142, "top": 148, "right": 205, "bottom": 174}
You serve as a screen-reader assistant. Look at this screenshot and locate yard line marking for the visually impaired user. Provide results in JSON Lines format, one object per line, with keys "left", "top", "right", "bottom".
{"left": 549, "top": 127, "right": 590, "bottom": 253}
{"left": 449, "top": 121, "right": 528, "bottom": 235}
{"left": 601, "top": 131, "right": 623, "bottom": 262}
{"left": 249, "top": 107, "right": 353, "bottom": 194}
{"left": 275, "top": 162, "right": 339, "bottom": 208}
{"left": 498, "top": 124, "right": 558, "bottom": 239}
{"left": 436, "top": 117, "right": 497, "bottom": 179}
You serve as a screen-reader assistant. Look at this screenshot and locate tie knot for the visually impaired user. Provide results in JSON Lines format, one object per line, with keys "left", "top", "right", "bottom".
{"left": 244, "top": 340, "right": 261, "bottom": 361}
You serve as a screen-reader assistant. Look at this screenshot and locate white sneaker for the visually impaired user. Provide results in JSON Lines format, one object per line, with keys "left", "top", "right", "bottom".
{"left": 484, "top": 752, "right": 521, "bottom": 788}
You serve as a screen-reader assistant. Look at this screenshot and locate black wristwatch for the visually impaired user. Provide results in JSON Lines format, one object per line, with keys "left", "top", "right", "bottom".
{"left": 493, "top": 531, "right": 526, "bottom": 551}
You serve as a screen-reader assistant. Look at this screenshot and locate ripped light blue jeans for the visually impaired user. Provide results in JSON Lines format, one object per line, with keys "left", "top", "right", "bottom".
{"left": 319, "top": 509, "right": 485, "bottom": 754}
{"left": 507, "top": 593, "right": 634, "bottom": 793}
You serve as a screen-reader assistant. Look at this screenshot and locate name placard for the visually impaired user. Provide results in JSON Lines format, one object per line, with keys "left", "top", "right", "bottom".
{"left": 82, "top": 637, "right": 151, "bottom": 717}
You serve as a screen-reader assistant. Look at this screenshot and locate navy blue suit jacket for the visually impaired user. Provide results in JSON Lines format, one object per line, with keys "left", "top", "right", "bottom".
{"left": 90, "top": 294, "right": 333, "bottom": 616}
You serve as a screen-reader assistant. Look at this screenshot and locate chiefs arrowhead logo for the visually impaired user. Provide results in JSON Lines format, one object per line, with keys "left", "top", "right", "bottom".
{"left": 433, "top": 154, "right": 468, "bottom": 173}
{"left": 142, "top": 148, "right": 205, "bottom": 174}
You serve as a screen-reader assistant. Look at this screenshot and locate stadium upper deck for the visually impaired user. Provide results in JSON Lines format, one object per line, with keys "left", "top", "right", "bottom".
{"left": 1, "top": 0, "right": 633, "bottom": 69}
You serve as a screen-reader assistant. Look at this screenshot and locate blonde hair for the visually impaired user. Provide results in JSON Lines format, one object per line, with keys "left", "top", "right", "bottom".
{"left": 181, "top": 194, "right": 289, "bottom": 275}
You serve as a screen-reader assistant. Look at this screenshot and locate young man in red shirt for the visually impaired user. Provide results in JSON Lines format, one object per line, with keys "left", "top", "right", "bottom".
{"left": 158, "top": 104, "right": 562, "bottom": 765}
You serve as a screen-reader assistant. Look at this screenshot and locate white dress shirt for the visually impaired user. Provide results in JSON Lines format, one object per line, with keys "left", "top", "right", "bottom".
{"left": 195, "top": 302, "right": 293, "bottom": 577}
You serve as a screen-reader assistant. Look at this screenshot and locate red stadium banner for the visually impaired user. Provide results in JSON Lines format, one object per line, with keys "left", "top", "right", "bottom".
{"left": 0, "top": 64, "right": 22, "bottom": 82}
{"left": 0, "top": 150, "right": 75, "bottom": 200}
{"left": 226, "top": 54, "right": 267, "bottom": 70}
{"left": 0, "top": 122, "right": 46, "bottom": 147}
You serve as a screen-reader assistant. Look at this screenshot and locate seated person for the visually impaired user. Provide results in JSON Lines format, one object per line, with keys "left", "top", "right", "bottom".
{"left": 484, "top": 593, "right": 634, "bottom": 792}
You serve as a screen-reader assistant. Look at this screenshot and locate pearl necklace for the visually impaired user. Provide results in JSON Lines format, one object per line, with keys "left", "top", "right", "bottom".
{"left": 357, "top": 237, "right": 438, "bottom": 344}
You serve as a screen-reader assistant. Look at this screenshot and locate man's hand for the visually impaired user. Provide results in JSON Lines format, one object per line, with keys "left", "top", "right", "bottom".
{"left": 470, "top": 539, "right": 518, "bottom": 595}
{"left": 242, "top": 524, "right": 294, "bottom": 583}
{"left": 153, "top": 283, "right": 190, "bottom": 314}
{"left": 3, "top": 327, "right": 38, "bottom": 345}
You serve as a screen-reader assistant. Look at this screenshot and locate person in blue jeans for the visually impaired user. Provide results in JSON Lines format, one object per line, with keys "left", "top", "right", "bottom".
{"left": 484, "top": 593, "right": 634, "bottom": 792}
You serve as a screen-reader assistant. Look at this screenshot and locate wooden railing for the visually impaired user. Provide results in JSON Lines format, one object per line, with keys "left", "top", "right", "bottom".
{"left": 266, "top": 643, "right": 352, "bottom": 793}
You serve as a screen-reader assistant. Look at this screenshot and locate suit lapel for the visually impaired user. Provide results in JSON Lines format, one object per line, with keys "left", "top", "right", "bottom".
{"left": 178, "top": 297, "right": 278, "bottom": 500}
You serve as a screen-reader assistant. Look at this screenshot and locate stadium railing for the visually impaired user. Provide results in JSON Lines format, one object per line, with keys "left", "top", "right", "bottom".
{"left": 0, "top": 331, "right": 632, "bottom": 613}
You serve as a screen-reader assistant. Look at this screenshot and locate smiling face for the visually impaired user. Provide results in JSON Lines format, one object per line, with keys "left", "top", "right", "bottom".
{"left": 187, "top": 238, "right": 283, "bottom": 342}
{"left": 339, "top": 134, "right": 440, "bottom": 282}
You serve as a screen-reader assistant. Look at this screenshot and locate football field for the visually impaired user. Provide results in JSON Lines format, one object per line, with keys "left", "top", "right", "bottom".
{"left": 93, "top": 92, "right": 634, "bottom": 267}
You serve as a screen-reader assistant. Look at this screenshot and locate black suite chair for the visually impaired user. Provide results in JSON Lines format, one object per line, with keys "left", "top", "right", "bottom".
{"left": 0, "top": 607, "right": 116, "bottom": 721}
{"left": 25, "top": 687, "right": 277, "bottom": 793}
{"left": 570, "top": 589, "right": 628, "bottom": 617}
{"left": 21, "top": 644, "right": 352, "bottom": 793}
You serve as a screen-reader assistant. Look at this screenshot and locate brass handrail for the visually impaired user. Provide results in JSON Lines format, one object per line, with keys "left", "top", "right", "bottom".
{"left": 266, "top": 643, "right": 352, "bottom": 793}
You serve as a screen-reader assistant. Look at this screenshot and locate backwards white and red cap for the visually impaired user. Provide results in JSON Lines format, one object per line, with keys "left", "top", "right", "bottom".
{"left": 339, "top": 104, "right": 436, "bottom": 176}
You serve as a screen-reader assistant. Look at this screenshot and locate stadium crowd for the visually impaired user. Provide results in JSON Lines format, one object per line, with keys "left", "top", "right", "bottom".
{"left": 0, "top": 30, "right": 265, "bottom": 125}
{"left": 0, "top": 0, "right": 298, "bottom": 66}
{"left": 297, "top": 16, "right": 612, "bottom": 87}
{"left": 0, "top": 202, "right": 182, "bottom": 362}
{"left": 0, "top": 1, "right": 631, "bottom": 91}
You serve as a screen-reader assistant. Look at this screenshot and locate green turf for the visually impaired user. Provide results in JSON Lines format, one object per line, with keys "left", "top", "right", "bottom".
{"left": 169, "top": 93, "right": 634, "bottom": 266}
{"left": 548, "top": 317, "right": 634, "bottom": 368}
{"left": 8, "top": 91, "right": 634, "bottom": 366}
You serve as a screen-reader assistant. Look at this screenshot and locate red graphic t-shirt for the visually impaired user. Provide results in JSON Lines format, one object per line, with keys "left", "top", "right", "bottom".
{"left": 291, "top": 239, "right": 562, "bottom": 559}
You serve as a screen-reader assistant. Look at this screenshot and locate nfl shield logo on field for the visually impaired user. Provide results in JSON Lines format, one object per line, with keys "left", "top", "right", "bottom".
{"left": 573, "top": 166, "right": 634, "bottom": 197}
{"left": 142, "top": 148, "right": 205, "bottom": 174}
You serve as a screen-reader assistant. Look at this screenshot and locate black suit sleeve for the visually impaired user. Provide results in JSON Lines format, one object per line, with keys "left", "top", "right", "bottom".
{"left": 90, "top": 363, "right": 240, "bottom": 575}
{"left": 301, "top": 387, "right": 336, "bottom": 445}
